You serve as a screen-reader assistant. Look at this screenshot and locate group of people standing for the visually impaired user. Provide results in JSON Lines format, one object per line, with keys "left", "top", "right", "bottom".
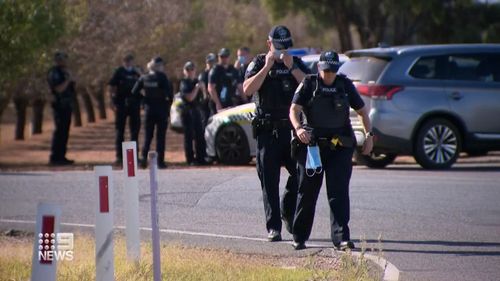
{"left": 47, "top": 45, "right": 253, "bottom": 169}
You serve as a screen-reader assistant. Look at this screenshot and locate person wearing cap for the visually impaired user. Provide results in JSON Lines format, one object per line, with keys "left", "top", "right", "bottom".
{"left": 198, "top": 53, "right": 217, "bottom": 125}
{"left": 180, "top": 61, "right": 207, "bottom": 165}
{"left": 47, "top": 51, "right": 76, "bottom": 166}
{"left": 132, "top": 57, "right": 173, "bottom": 169}
{"left": 108, "top": 54, "right": 142, "bottom": 165}
{"left": 289, "top": 50, "right": 373, "bottom": 250}
{"left": 243, "top": 25, "right": 310, "bottom": 242}
{"left": 208, "top": 48, "right": 242, "bottom": 114}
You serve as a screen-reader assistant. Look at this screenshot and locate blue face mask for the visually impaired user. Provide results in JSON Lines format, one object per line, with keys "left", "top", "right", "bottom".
{"left": 238, "top": 56, "right": 246, "bottom": 65}
{"left": 305, "top": 145, "right": 322, "bottom": 177}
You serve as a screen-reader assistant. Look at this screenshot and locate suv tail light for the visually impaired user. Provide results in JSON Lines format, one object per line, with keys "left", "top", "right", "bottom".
{"left": 356, "top": 84, "right": 404, "bottom": 100}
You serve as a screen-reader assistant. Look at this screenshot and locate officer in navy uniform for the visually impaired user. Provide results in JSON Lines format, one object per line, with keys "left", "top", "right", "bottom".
{"left": 47, "top": 51, "right": 76, "bottom": 166}
{"left": 198, "top": 53, "right": 216, "bottom": 126}
{"left": 180, "top": 61, "right": 207, "bottom": 165}
{"left": 208, "top": 48, "right": 242, "bottom": 114}
{"left": 289, "top": 51, "right": 374, "bottom": 250}
{"left": 132, "top": 57, "right": 173, "bottom": 169}
{"left": 243, "top": 25, "right": 309, "bottom": 242}
{"left": 108, "top": 54, "right": 142, "bottom": 165}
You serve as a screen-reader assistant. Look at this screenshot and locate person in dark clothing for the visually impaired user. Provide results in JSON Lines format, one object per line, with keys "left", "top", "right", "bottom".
{"left": 108, "top": 54, "right": 142, "bottom": 165}
{"left": 289, "top": 51, "right": 373, "bottom": 250}
{"left": 208, "top": 48, "right": 242, "bottom": 114}
{"left": 180, "top": 61, "right": 207, "bottom": 165}
{"left": 243, "top": 25, "right": 309, "bottom": 242}
{"left": 132, "top": 57, "right": 173, "bottom": 169}
{"left": 234, "top": 47, "right": 252, "bottom": 105}
{"left": 47, "top": 51, "right": 76, "bottom": 166}
{"left": 198, "top": 53, "right": 216, "bottom": 126}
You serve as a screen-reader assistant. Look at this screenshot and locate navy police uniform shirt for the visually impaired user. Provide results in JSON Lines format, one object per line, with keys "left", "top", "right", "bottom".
{"left": 245, "top": 54, "right": 309, "bottom": 117}
{"left": 132, "top": 71, "right": 173, "bottom": 106}
{"left": 47, "top": 66, "right": 74, "bottom": 99}
{"left": 180, "top": 78, "right": 202, "bottom": 105}
{"left": 108, "top": 66, "right": 141, "bottom": 104}
{"left": 293, "top": 74, "right": 365, "bottom": 135}
{"left": 208, "top": 64, "right": 240, "bottom": 104}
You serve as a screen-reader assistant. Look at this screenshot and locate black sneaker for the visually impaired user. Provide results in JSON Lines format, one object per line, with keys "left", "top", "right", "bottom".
{"left": 49, "top": 158, "right": 74, "bottom": 166}
{"left": 334, "top": 241, "right": 355, "bottom": 251}
{"left": 292, "top": 241, "right": 306, "bottom": 250}
{"left": 139, "top": 159, "right": 147, "bottom": 169}
{"left": 113, "top": 159, "right": 123, "bottom": 166}
{"left": 267, "top": 229, "right": 282, "bottom": 242}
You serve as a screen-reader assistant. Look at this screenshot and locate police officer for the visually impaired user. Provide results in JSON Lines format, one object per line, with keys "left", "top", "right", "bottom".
{"left": 47, "top": 51, "right": 76, "bottom": 166}
{"left": 108, "top": 54, "right": 142, "bottom": 165}
{"left": 198, "top": 53, "right": 216, "bottom": 125}
{"left": 180, "top": 61, "right": 207, "bottom": 165}
{"left": 243, "top": 25, "right": 309, "bottom": 241}
{"left": 289, "top": 51, "right": 374, "bottom": 250}
{"left": 132, "top": 57, "right": 173, "bottom": 169}
{"left": 208, "top": 48, "right": 242, "bottom": 114}
{"left": 234, "top": 47, "right": 251, "bottom": 105}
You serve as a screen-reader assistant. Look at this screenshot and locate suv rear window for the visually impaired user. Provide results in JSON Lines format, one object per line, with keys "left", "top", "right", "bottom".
{"left": 339, "top": 56, "right": 389, "bottom": 83}
{"left": 409, "top": 56, "right": 447, "bottom": 79}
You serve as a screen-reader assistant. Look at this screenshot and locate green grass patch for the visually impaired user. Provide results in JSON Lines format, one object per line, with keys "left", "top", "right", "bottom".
{"left": 0, "top": 232, "right": 378, "bottom": 281}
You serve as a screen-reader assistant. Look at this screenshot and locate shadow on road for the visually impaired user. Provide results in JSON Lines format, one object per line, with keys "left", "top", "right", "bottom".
{"left": 308, "top": 238, "right": 500, "bottom": 256}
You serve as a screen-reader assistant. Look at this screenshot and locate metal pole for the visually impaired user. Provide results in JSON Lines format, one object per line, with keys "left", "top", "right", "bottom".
{"left": 148, "top": 151, "right": 162, "bottom": 281}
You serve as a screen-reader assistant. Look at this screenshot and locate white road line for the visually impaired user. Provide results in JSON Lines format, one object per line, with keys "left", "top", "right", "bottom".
{"left": 1, "top": 218, "right": 400, "bottom": 280}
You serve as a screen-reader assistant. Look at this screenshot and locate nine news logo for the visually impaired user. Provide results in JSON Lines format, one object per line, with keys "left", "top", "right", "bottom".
{"left": 38, "top": 232, "right": 74, "bottom": 262}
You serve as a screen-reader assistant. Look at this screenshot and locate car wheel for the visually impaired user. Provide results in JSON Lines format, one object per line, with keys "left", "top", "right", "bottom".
{"left": 355, "top": 150, "right": 397, "bottom": 168}
{"left": 414, "top": 119, "right": 461, "bottom": 169}
{"left": 215, "top": 124, "right": 251, "bottom": 165}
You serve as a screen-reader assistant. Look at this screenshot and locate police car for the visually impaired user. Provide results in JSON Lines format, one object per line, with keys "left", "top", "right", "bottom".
{"left": 204, "top": 53, "right": 367, "bottom": 165}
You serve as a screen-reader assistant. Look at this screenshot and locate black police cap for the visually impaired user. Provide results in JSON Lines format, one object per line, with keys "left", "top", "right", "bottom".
{"left": 268, "top": 25, "right": 293, "bottom": 50}
{"left": 218, "top": 48, "right": 230, "bottom": 57}
{"left": 317, "top": 50, "right": 340, "bottom": 72}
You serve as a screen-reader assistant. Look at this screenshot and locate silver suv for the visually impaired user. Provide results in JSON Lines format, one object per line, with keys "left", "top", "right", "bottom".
{"left": 339, "top": 44, "right": 500, "bottom": 169}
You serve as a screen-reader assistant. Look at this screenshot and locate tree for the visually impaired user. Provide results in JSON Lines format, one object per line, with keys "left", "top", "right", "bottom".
{"left": 0, "top": 0, "right": 72, "bottom": 140}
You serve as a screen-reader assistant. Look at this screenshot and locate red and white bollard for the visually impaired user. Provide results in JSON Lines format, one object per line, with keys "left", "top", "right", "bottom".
{"left": 122, "top": 141, "right": 140, "bottom": 261}
{"left": 31, "top": 203, "right": 61, "bottom": 281}
{"left": 94, "top": 166, "right": 114, "bottom": 281}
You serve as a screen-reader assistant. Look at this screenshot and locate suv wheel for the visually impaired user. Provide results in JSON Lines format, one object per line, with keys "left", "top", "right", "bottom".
{"left": 215, "top": 124, "right": 251, "bottom": 165}
{"left": 355, "top": 150, "right": 397, "bottom": 168}
{"left": 414, "top": 119, "right": 461, "bottom": 169}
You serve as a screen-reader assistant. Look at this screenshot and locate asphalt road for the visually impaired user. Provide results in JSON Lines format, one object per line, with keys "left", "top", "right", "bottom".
{"left": 1, "top": 163, "right": 499, "bottom": 281}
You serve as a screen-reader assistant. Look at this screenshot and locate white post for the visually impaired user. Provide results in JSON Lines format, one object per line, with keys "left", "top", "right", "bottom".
{"left": 31, "top": 203, "right": 61, "bottom": 281}
{"left": 95, "top": 166, "right": 114, "bottom": 281}
{"left": 148, "top": 152, "right": 162, "bottom": 281}
{"left": 122, "top": 141, "right": 140, "bottom": 260}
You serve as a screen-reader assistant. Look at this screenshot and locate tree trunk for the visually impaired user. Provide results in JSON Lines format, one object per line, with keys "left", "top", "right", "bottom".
{"left": 332, "top": 1, "right": 353, "bottom": 52}
{"left": 31, "top": 99, "right": 46, "bottom": 135}
{"left": 73, "top": 95, "right": 83, "bottom": 127}
{"left": 96, "top": 90, "right": 107, "bottom": 120}
{"left": 0, "top": 93, "right": 11, "bottom": 144}
{"left": 14, "top": 97, "right": 29, "bottom": 140}
{"left": 82, "top": 91, "right": 96, "bottom": 123}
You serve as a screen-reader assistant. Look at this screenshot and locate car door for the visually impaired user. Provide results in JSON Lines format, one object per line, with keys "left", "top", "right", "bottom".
{"left": 444, "top": 53, "right": 500, "bottom": 134}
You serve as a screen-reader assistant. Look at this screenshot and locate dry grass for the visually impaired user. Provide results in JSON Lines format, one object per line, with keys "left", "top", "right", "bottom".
{"left": 0, "top": 232, "right": 378, "bottom": 281}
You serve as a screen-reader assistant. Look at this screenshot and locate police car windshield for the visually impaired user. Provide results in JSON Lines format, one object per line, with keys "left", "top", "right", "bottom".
{"left": 339, "top": 56, "right": 389, "bottom": 83}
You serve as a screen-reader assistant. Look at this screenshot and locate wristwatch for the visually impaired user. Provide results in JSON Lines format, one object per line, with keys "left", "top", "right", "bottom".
{"left": 366, "top": 131, "right": 374, "bottom": 137}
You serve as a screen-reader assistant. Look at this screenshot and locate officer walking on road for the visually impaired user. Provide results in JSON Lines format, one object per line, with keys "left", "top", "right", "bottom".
{"left": 243, "top": 25, "right": 309, "bottom": 241}
{"left": 208, "top": 48, "right": 242, "bottom": 114}
{"left": 108, "top": 54, "right": 142, "bottom": 165}
{"left": 180, "top": 61, "right": 207, "bottom": 165}
{"left": 132, "top": 57, "right": 173, "bottom": 169}
{"left": 47, "top": 51, "right": 76, "bottom": 166}
{"left": 289, "top": 51, "right": 374, "bottom": 250}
